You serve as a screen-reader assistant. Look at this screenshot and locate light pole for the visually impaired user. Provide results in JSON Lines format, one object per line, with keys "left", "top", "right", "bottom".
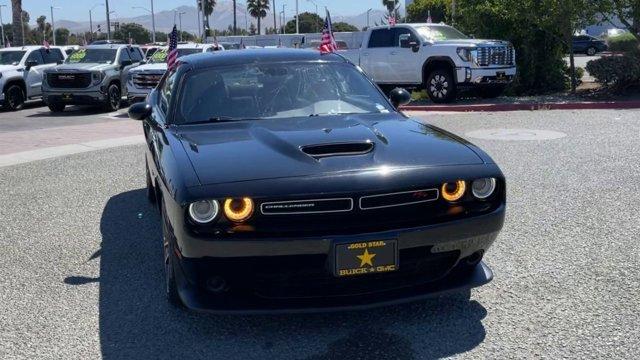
{"left": 20, "top": 10, "right": 24, "bottom": 45}
{"left": 0, "top": 4, "right": 6, "bottom": 47}
{"left": 272, "top": 0, "right": 276, "bottom": 33}
{"left": 178, "top": 11, "right": 186, "bottom": 41}
{"left": 132, "top": 6, "right": 156, "bottom": 43}
{"left": 90, "top": 4, "right": 104, "bottom": 42}
{"left": 105, "top": 0, "right": 111, "bottom": 40}
{"left": 281, "top": 4, "right": 286, "bottom": 34}
{"left": 366, "top": 8, "right": 372, "bottom": 29}
{"left": 295, "top": 0, "right": 299, "bottom": 34}
{"left": 50, "top": 6, "right": 61, "bottom": 45}
{"left": 196, "top": 0, "right": 202, "bottom": 39}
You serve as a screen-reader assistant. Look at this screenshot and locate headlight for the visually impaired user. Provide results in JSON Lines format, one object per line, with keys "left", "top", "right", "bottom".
{"left": 441, "top": 180, "right": 466, "bottom": 202}
{"left": 223, "top": 197, "right": 254, "bottom": 223}
{"left": 91, "top": 71, "right": 104, "bottom": 85}
{"left": 188, "top": 200, "right": 220, "bottom": 224}
{"left": 457, "top": 47, "right": 477, "bottom": 63}
{"left": 472, "top": 178, "right": 496, "bottom": 199}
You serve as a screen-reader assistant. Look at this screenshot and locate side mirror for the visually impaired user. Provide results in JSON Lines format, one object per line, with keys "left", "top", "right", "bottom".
{"left": 389, "top": 87, "right": 412, "bottom": 108}
{"left": 25, "top": 60, "right": 38, "bottom": 69}
{"left": 128, "top": 102, "right": 152, "bottom": 120}
{"left": 410, "top": 41, "right": 420, "bottom": 53}
{"left": 120, "top": 59, "right": 133, "bottom": 69}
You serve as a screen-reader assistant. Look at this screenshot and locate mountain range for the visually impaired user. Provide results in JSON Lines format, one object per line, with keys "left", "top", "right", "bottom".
{"left": 55, "top": 1, "right": 402, "bottom": 35}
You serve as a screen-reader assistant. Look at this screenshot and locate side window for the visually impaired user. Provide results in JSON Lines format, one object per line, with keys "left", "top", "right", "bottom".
{"left": 394, "top": 28, "right": 418, "bottom": 47}
{"left": 368, "top": 29, "right": 394, "bottom": 48}
{"left": 41, "top": 48, "right": 64, "bottom": 64}
{"left": 118, "top": 49, "right": 131, "bottom": 63}
{"left": 26, "top": 50, "right": 45, "bottom": 65}
{"left": 129, "top": 47, "right": 143, "bottom": 62}
{"left": 159, "top": 70, "right": 177, "bottom": 114}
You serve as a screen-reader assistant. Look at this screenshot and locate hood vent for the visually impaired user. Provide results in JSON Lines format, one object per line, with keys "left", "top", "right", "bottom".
{"left": 300, "top": 141, "right": 374, "bottom": 159}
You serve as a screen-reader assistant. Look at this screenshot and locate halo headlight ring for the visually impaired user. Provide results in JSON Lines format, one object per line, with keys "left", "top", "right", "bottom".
{"left": 223, "top": 197, "right": 254, "bottom": 223}
{"left": 188, "top": 200, "right": 220, "bottom": 224}
{"left": 441, "top": 180, "right": 466, "bottom": 202}
{"left": 472, "top": 178, "right": 497, "bottom": 199}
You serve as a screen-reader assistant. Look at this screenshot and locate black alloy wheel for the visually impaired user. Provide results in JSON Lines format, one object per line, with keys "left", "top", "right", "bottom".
{"left": 4, "top": 85, "right": 25, "bottom": 111}
{"left": 104, "top": 83, "right": 121, "bottom": 112}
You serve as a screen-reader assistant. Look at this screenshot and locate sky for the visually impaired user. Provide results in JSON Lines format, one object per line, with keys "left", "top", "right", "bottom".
{"left": 18, "top": 0, "right": 405, "bottom": 24}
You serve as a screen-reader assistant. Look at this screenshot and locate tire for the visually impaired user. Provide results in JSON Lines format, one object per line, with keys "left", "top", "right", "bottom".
{"left": 586, "top": 46, "right": 597, "bottom": 56}
{"left": 3, "top": 84, "right": 25, "bottom": 111}
{"left": 47, "top": 102, "right": 65, "bottom": 113}
{"left": 425, "top": 69, "right": 456, "bottom": 103}
{"left": 104, "top": 83, "right": 121, "bottom": 112}
{"left": 145, "top": 159, "right": 157, "bottom": 205}
{"left": 162, "top": 205, "right": 183, "bottom": 308}
{"left": 478, "top": 86, "right": 506, "bottom": 99}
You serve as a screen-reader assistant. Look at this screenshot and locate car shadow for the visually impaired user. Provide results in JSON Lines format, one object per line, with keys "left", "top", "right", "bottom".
{"left": 65, "top": 189, "right": 488, "bottom": 359}
{"left": 25, "top": 104, "right": 128, "bottom": 118}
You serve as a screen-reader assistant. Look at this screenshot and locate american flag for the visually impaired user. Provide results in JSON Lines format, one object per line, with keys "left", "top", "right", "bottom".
{"left": 43, "top": 39, "right": 50, "bottom": 50}
{"left": 167, "top": 25, "right": 179, "bottom": 71}
{"left": 389, "top": 15, "right": 396, "bottom": 26}
{"left": 319, "top": 9, "right": 337, "bottom": 54}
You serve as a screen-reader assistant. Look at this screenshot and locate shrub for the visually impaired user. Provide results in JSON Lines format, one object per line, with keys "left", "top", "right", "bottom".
{"left": 586, "top": 50, "right": 640, "bottom": 92}
{"left": 607, "top": 33, "right": 640, "bottom": 53}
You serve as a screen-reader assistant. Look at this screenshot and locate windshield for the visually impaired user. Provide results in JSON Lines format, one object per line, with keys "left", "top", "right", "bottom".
{"left": 66, "top": 48, "right": 117, "bottom": 64}
{"left": 415, "top": 25, "right": 469, "bottom": 41}
{"left": 176, "top": 62, "right": 393, "bottom": 124}
{"left": 150, "top": 48, "right": 202, "bottom": 63}
{"left": 0, "top": 51, "right": 26, "bottom": 65}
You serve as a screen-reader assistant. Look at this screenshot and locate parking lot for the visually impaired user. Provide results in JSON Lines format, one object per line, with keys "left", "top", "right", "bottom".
{"left": 1, "top": 104, "right": 639, "bottom": 359}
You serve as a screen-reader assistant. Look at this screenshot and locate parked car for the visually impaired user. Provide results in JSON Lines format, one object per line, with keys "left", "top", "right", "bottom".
{"left": 126, "top": 43, "right": 223, "bottom": 103}
{"left": 219, "top": 41, "right": 242, "bottom": 50}
{"left": 42, "top": 44, "right": 145, "bottom": 112}
{"left": 572, "top": 35, "right": 608, "bottom": 56}
{"left": 0, "top": 45, "right": 66, "bottom": 111}
{"left": 128, "top": 49, "right": 506, "bottom": 313}
{"left": 341, "top": 23, "right": 517, "bottom": 103}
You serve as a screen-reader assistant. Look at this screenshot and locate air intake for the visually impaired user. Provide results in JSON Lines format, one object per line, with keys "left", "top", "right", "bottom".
{"left": 300, "top": 141, "right": 374, "bottom": 159}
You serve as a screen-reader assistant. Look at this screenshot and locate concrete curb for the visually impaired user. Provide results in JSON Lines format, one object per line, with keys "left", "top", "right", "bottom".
{"left": 401, "top": 100, "right": 640, "bottom": 112}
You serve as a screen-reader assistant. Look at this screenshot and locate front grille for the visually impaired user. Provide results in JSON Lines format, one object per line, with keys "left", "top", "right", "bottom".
{"left": 249, "top": 247, "right": 461, "bottom": 299}
{"left": 359, "top": 188, "right": 438, "bottom": 210}
{"left": 132, "top": 72, "right": 163, "bottom": 89}
{"left": 477, "top": 46, "right": 515, "bottom": 67}
{"left": 47, "top": 72, "right": 91, "bottom": 88}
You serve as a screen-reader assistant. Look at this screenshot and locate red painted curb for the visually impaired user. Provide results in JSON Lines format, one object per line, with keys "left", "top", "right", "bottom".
{"left": 401, "top": 100, "right": 640, "bottom": 112}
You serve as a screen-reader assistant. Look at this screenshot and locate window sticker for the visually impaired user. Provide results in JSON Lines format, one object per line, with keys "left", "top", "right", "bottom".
{"left": 68, "top": 49, "right": 86, "bottom": 62}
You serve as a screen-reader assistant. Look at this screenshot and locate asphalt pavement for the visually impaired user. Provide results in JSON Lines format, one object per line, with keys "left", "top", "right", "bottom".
{"left": 1, "top": 107, "right": 639, "bottom": 359}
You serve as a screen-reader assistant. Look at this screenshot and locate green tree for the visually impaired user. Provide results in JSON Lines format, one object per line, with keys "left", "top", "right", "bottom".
{"left": 55, "top": 28, "right": 70, "bottom": 45}
{"left": 591, "top": 0, "right": 640, "bottom": 41}
{"left": 199, "top": 0, "right": 216, "bottom": 36}
{"left": 284, "top": 12, "right": 322, "bottom": 33}
{"left": 247, "top": 0, "right": 269, "bottom": 35}
{"left": 333, "top": 22, "right": 359, "bottom": 32}
{"left": 407, "top": 0, "right": 450, "bottom": 23}
{"left": 113, "top": 23, "right": 151, "bottom": 44}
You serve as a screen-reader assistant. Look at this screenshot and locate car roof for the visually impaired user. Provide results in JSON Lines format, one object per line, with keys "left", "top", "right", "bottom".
{"left": 370, "top": 23, "right": 451, "bottom": 30}
{"left": 85, "top": 44, "right": 140, "bottom": 49}
{"left": 180, "top": 48, "right": 347, "bottom": 68}
{"left": 0, "top": 45, "right": 64, "bottom": 51}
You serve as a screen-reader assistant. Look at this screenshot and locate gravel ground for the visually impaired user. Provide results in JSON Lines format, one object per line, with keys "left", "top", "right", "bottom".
{"left": 1, "top": 109, "right": 639, "bottom": 359}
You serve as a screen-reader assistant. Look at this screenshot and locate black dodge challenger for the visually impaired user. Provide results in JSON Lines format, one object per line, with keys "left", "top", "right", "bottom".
{"left": 128, "top": 49, "right": 505, "bottom": 313}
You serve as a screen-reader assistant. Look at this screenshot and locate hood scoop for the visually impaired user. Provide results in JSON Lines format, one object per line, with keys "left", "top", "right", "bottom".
{"left": 301, "top": 141, "right": 374, "bottom": 159}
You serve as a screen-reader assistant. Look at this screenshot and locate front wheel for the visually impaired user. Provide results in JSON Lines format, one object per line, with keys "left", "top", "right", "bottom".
{"left": 104, "top": 83, "right": 121, "bottom": 112}
{"left": 586, "top": 46, "right": 597, "bottom": 56}
{"left": 425, "top": 69, "right": 456, "bottom": 103}
{"left": 3, "top": 85, "right": 25, "bottom": 111}
{"left": 48, "top": 102, "right": 66, "bottom": 113}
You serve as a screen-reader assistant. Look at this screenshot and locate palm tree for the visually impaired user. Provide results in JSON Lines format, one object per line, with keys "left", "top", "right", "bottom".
{"left": 247, "top": 0, "right": 269, "bottom": 35}
{"left": 199, "top": 0, "right": 216, "bottom": 36}
{"left": 11, "top": 0, "right": 23, "bottom": 45}
{"left": 232, "top": 0, "right": 237, "bottom": 35}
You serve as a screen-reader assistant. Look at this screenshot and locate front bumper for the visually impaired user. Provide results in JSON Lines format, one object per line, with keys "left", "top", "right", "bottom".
{"left": 171, "top": 204, "right": 505, "bottom": 313}
{"left": 43, "top": 89, "right": 107, "bottom": 106}
{"left": 126, "top": 84, "right": 151, "bottom": 103}
{"left": 457, "top": 66, "right": 516, "bottom": 85}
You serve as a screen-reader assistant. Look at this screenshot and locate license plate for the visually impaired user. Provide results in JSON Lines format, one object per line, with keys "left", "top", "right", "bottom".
{"left": 334, "top": 240, "right": 398, "bottom": 277}
{"left": 61, "top": 93, "right": 72, "bottom": 101}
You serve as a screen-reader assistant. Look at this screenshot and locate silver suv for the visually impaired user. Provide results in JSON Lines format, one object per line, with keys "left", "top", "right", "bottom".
{"left": 42, "top": 44, "right": 144, "bottom": 112}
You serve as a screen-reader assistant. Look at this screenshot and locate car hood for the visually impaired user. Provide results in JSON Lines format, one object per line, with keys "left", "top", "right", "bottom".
{"left": 0, "top": 64, "right": 20, "bottom": 72}
{"left": 434, "top": 39, "right": 511, "bottom": 47}
{"left": 174, "top": 114, "right": 485, "bottom": 186}
{"left": 47, "top": 63, "right": 115, "bottom": 72}
{"left": 130, "top": 63, "right": 166, "bottom": 73}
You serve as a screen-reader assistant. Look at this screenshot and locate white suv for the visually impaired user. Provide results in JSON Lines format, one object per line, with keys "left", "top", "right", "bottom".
{"left": 0, "top": 46, "right": 66, "bottom": 110}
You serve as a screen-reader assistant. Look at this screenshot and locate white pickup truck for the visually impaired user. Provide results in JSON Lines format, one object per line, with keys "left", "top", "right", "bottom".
{"left": 341, "top": 23, "right": 516, "bottom": 103}
{"left": 0, "top": 46, "right": 66, "bottom": 110}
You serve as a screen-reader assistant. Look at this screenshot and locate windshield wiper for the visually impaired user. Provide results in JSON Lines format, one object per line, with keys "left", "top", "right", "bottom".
{"left": 184, "top": 116, "right": 238, "bottom": 125}
{"left": 309, "top": 112, "right": 365, "bottom": 117}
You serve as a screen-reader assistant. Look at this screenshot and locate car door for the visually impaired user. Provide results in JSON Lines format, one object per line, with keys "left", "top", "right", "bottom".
{"left": 23, "top": 50, "right": 48, "bottom": 98}
{"left": 573, "top": 36, "right": 588, "bottom": 52}
{"left": 388, "top": 27, "right": 422, "bottom": 84}
{"left": 119, "top": 47, "right": 142, "bottom": 97}
{"left": 361, "top": 28, "right": 395, "bottom": 84}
